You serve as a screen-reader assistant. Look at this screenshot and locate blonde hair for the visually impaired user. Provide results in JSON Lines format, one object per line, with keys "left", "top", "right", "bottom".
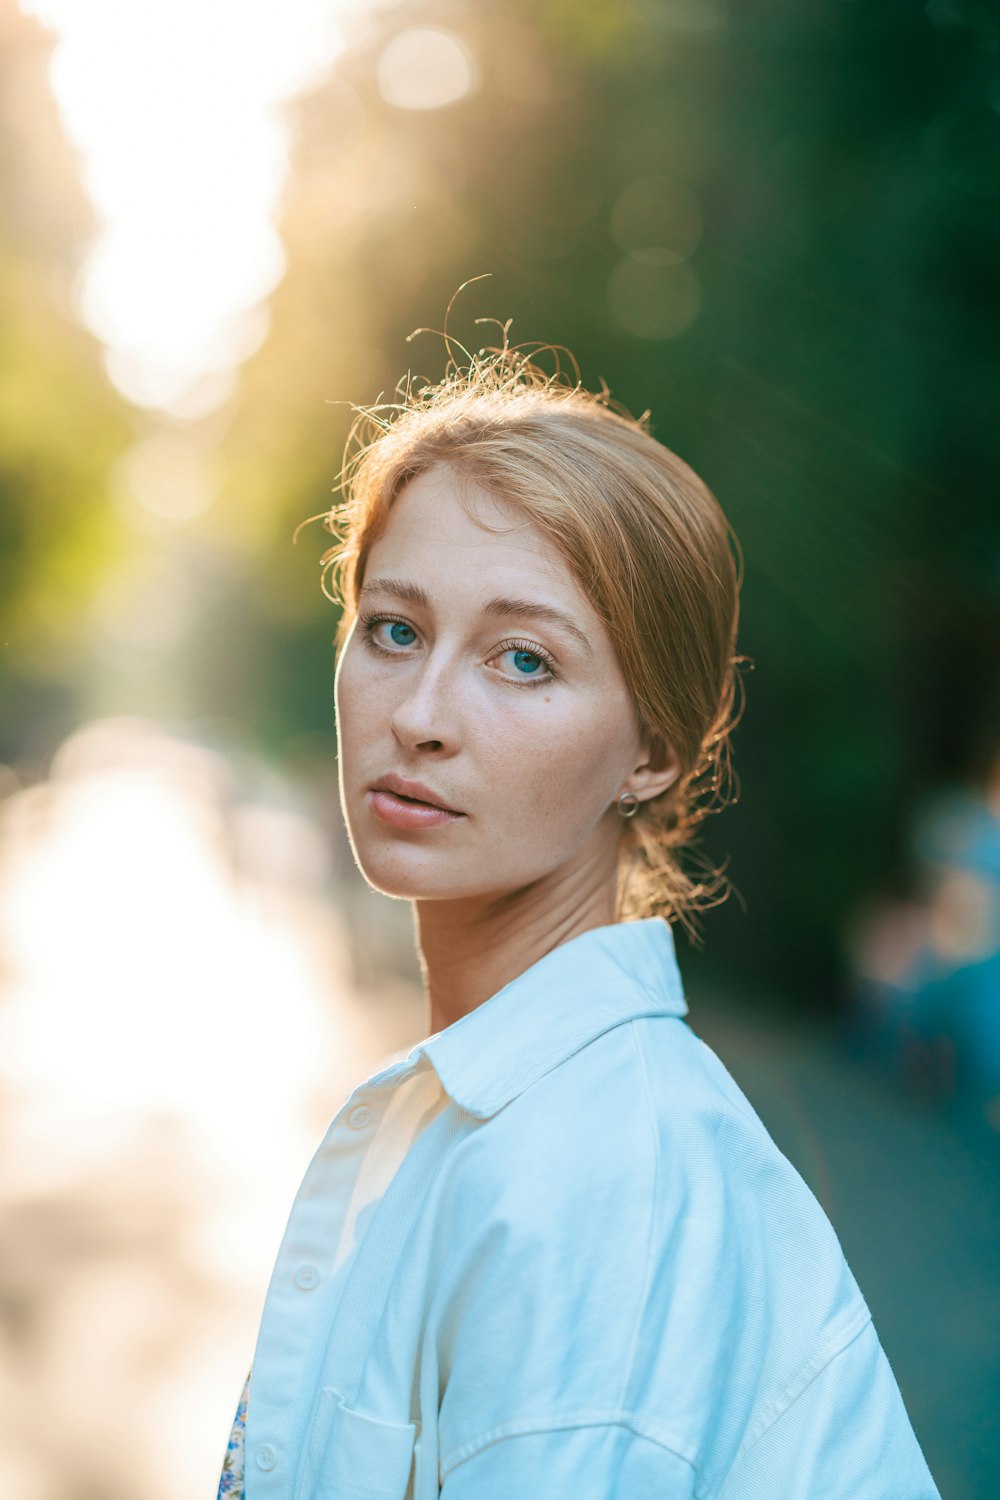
{"left": 311, "top": 333, "right": 748, "bottom": 944}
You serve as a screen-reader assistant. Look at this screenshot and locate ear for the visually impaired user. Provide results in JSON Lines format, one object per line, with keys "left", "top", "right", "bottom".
{"left": 626, "top": 730, "right": 682, "bottom": 804}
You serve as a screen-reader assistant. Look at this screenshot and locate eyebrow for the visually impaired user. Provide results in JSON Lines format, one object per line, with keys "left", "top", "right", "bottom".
{"left": 359, "top": 576, "right": 594, "bottom": 655}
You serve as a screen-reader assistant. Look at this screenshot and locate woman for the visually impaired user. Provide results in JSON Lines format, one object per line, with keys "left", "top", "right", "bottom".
{"left": 218, "top": 343, "right": 940, "bottom": 1498}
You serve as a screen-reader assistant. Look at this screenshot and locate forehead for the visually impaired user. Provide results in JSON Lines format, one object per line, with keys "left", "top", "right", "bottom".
{"left": 364, "top": 464, "right": 587, "bottom": 605}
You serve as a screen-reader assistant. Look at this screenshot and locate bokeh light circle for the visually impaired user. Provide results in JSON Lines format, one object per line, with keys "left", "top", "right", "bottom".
{"left": 608, "top": 254, "right": 701, "bottom": 340}
{"left": 377, "top": 27, "right": 478, "bottom": 111}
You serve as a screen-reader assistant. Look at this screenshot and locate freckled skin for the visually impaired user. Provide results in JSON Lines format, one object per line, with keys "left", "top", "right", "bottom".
{"left": 334, "top": 463, "right": 680, "bottom": 1029}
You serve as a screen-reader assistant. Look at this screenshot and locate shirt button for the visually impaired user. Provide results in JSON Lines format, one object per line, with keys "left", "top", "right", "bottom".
{"left": 348, "top": 1103, "right": 372, "bottom": 1130}
{"left": 295, "top": 1263, "right": 320, "bottom": 1290}
{"left": 255, "top": 1444, "right": 278, "bottom": 1471}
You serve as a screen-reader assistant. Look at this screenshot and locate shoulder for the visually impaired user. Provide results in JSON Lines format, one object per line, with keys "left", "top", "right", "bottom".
{"left": 421, "top": 1011, "right": 881, "bottom": 1490}
{"left": 433, "top": 1009, "right": 816, "bottom": 1227}
{"left": 427, "top": 1007, "right": 847, "bottom": 1317}
{"left": 622, "top": 1015, "right": 868, "bottom": 1338}
{"left": 433, "top": 1011, "right": 869, "bottom": 1407}
{"left": 434, "top": 1015, "right": 665, "bottom": 1243}
{"left": 439, "top": 1010, "right": 795, "bottom": 1229}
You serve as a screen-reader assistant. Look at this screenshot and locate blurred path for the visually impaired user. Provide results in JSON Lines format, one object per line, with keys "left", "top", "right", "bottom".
{"left": 691, "top": 994, "right": 1000, "bottom": 1500}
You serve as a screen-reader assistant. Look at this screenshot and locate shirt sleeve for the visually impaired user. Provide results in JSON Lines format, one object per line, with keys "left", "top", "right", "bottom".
{"left": 436, "top": 1323, "right": 940, "bottom": 1500}
{"left": 715, "top": 1319, "right": 941, "bottom": 1499}
{"left": 439, "top": 1419, "right": 696, "bottom": 1499}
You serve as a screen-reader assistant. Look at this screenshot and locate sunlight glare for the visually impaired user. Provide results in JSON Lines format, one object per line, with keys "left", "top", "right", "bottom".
{"left": 18, "top": 0, "right": 345, "bottom": 416}
{"left": 0, "top": 720, "right": 342, "bottom": 1194}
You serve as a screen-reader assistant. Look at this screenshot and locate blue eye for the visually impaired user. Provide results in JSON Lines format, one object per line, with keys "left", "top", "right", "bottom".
{"left": 507, "top": 649, "right": 544, "bottom": 676}
{"left": 360, "top": 616, "right": 417, "bottom": 651}
{"left": 491, "top": 638, "right": 557, "bottom": 685}
{"left": 359, "top": 613, "right": 557, "bottom": 688}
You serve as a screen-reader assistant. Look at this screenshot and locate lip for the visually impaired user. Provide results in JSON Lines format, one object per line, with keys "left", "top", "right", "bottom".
{"left": 369, "top": 773, "right": 463, "bottom": 814}
{"left": 367, "top": 790, "right": 464, "bottom": 829}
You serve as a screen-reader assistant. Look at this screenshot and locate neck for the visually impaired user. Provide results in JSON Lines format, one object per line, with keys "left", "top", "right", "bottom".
{"left": 414, "top": 854, "right": 620, "bottom": 1035}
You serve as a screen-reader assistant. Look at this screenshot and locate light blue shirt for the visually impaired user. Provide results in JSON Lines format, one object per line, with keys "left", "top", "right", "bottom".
{"left": 243, "top": 916, "right": 940, "bottom": 1498}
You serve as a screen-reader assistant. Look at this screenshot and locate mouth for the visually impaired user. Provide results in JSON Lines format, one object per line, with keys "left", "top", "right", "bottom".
{"left": 369, "top": 775, "right": 463, "bottom": 815}
{"left": 366, "top": 784, "right": 466, "bottom": 830}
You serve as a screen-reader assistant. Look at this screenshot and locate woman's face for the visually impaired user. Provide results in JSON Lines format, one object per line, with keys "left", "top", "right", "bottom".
{"left": 334, "top": 462, "right": 653, "bottom": 905}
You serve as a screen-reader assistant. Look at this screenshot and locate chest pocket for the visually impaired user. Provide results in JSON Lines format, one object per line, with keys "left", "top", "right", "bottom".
{"left": 299, "top": 1388, "right": 418, "bottom": 1500}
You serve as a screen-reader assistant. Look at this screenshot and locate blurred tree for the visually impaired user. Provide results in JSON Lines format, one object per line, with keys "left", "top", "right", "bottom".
{"left": 0, "top": 0, "right": 132, "bottom": 763}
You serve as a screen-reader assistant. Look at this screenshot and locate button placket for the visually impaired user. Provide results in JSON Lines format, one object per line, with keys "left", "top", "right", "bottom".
{"left": 243, "top": 1072, "right": 420, "bottom": 1497}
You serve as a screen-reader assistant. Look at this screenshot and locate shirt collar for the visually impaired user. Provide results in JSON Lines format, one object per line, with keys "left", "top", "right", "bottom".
{"left": 412, "top": 916, "right": 688, "bottom": 1119}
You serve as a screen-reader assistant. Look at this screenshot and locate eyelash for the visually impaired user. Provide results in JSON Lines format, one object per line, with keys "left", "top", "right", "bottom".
{"left": 357, "top": 612, "right": 559, "bottom": 687}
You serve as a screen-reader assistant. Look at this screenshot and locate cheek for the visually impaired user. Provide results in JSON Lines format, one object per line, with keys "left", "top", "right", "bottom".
{"left": 334, "top": 646, "right": 374, "bottom": 756}
{"left": 481, "top": 697, "right": 628, "bottom": 826}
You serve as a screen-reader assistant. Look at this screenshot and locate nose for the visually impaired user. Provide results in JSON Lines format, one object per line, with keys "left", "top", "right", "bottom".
{"left": 389, "top": 656, "right": 462, "bottom": 755}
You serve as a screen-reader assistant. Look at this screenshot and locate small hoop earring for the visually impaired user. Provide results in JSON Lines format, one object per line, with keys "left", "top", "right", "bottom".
{"left": 617, "top": 791, "right": 640, "bottom": 818}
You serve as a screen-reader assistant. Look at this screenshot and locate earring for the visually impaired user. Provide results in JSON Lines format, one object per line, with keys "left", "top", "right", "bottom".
{"left": 617, "top": 791, "right": 639, "bottom": 818}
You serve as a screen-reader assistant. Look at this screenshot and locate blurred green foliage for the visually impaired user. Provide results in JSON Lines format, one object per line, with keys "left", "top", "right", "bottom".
{"left": 0, "top": 1, "right": 135, "bottom": 749}
{"left": 2, "top": 0, "right": 997, "bottom": 1003}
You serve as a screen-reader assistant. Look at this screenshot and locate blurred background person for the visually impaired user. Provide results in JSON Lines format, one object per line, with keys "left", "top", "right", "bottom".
{"left": 847, "top": 728, "right": 1000, "bottom": 1122}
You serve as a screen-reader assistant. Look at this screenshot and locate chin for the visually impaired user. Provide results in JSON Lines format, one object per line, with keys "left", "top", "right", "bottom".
{"left": 352, "top": 843, "right": 482, "bottom": 902}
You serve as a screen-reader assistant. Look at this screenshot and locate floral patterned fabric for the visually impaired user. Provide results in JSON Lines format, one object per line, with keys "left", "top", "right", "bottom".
{"left": 217, "top": 1367, "right": 251, "bottom": 1499}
